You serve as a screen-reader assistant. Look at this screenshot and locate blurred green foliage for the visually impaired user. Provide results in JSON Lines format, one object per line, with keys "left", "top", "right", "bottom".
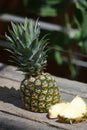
{"left": 22, "top": 0, "right": 69, "bottom": 16}
{"left": 22, "top": 0, "right": 87, "bottom": 78}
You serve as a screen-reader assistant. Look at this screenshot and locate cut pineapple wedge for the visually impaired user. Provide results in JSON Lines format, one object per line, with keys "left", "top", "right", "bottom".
{"left": 58, "top": 96, "right": 87, "bottom": 124}
{"left": 48, "top": 96, "right": 87, "bottom": 124}
{"left": 48, "top": 102, "right": 70, "bottom": 118}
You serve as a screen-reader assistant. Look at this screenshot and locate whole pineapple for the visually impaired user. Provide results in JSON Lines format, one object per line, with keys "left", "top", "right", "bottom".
{"left": 6, "top": 18, "right": 60, "bottom": 112}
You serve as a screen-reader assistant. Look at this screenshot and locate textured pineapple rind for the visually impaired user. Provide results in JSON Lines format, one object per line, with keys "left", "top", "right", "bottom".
{"left": 58, "top": 113, "right": 87, "bottom": 124}
{"left": 20, "top": 72, "right": 60, "bottom": 113}
{"left": 57, "top": 107, "right": 87, "bottom": 124}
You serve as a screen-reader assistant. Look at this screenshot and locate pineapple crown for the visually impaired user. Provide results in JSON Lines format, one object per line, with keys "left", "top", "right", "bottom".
{"left": 6, "top": 18, "right": 49, "bottom": 77}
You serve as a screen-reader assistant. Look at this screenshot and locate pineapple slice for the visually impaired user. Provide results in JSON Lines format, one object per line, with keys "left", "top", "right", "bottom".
{"left": 48, "top": 96, "right": 87, "bottom": 124}
{"left": 48, "top": 102, "right": 70, "bottom": 118}
{"left": 58, "top": 96, "right": 87, "bottom": 124}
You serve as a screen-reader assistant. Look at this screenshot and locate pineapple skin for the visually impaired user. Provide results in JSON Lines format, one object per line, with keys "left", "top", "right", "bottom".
{"left": 58, "top": 114, "right": 87, "bottom": 124}
{"left": 20, "top": 72, "right": 60, "bottom": 112}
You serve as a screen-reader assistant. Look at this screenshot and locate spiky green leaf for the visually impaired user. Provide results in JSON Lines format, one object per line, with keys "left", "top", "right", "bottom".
{"left": 5, "top": 18, "right": 48, "bottom": 76}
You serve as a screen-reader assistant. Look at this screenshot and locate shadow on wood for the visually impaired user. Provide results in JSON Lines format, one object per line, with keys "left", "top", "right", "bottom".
{"left": 0, "top": 86, "right": 22, "bottom": 108}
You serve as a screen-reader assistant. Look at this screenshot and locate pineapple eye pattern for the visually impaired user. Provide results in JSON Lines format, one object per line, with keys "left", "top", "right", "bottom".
{"left": 39, "top": 94, "right": 45, "bottom": 101}
{"left": 42, "top": 81, "right": 48, "bottom": 87}
{"left": 31, "top": 100, "right": 38, "bottom": 107}
{"left": 32, "top": 93, "right": 38, "bottom": 99}
{"left": 24, "top": 80, "right": 28, "bottom": 86}
{"left": 48, "top": 88, "right": 54, "bottom": 94}
{"left": 40, "top": 75, "right": 45, "bottom": 80}
{"left": 35, "top": 79, "right": 41, "bottom": 86}
{"left": 42, "top": 89, "right": 48, "bottom": 94}
{"left": 39, "top": 102, "right": 45, "bottom": 109}
{"left": 29, "top": 77, "right": 35, "bottom": 82}
{"left": 48, "top": 82, "right": 54, "bottom": 87}
{"left": 35, "top": 87, "right": 41, "bottom": 94}
{"left": 21, "top": 73, "right": 60, "bottom": 112}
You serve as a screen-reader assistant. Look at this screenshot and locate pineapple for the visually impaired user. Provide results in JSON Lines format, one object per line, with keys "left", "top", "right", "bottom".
{"left": 6, "top": 18, "right": 60, "bottom": 112}
{"left": 48, "top": 96, "right": 87, "bottom": 124}
{"left": 58, "top": 96, "right": 87, "bottom": 124}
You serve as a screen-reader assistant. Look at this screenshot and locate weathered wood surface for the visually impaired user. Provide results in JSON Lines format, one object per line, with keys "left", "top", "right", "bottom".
{"left": 0, "top": 63, "right": 87, "bottom": 130}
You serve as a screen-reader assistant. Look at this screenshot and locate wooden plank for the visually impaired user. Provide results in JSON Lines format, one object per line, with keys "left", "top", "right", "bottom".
{"left": 0, "top": 112, "right": 63, "bottom": 130}
{"left": 55, "top": 76, "right": 87, "bottom": 101}
{"left": 0, "top": 63, "right": 87, "bottom": 130}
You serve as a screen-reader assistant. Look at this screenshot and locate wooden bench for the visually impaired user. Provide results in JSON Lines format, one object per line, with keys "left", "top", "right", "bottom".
{"left": 0, "top": 63, "right": 87, "bottom": 130}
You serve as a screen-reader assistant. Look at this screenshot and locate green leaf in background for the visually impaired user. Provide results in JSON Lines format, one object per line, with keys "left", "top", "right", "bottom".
{"left": 46, "top": 0, "right": 61, "bottom": 5}
{"left": 69, "top": 63, "right": 77, "bottom": 78}
{"left": 22, "top": 0, "right": 70, "bottom": 17}
{"left": 54, "top": 51, "right": 63, "bottom": 65}
{"left": 84, "top": 41, "right": 87, "bottom": 54}
{"left": 68, "top": 54, "right": 77, "bottom": 78}
{"left": 40, "top": 6, "right": 57, "bottom": 16}
{"left": 75, "top": 0, "right": 87, "bottom": 11}
{"left": 81, "top": 12, "right": 87, "bottom": 54}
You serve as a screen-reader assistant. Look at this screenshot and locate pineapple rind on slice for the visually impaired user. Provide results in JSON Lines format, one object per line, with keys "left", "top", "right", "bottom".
{"left": 58, "top": 105, "right": 87, "bottom": 124}
{"left": 57, "top": 96, "right": 87, "bottom": 124}
{"left": 48, "top": 102, "right": 70, "bottom": 119}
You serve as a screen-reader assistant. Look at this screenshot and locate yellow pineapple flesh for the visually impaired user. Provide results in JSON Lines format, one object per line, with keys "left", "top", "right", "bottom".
{"left": 58, "top": 96, "right": 87, "bottom": 124}
{"left": 48, "top": 102, "right": 70, "bottom": 118}
{"left": 48, "top": 96, "right": 87, "bottom": 124}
